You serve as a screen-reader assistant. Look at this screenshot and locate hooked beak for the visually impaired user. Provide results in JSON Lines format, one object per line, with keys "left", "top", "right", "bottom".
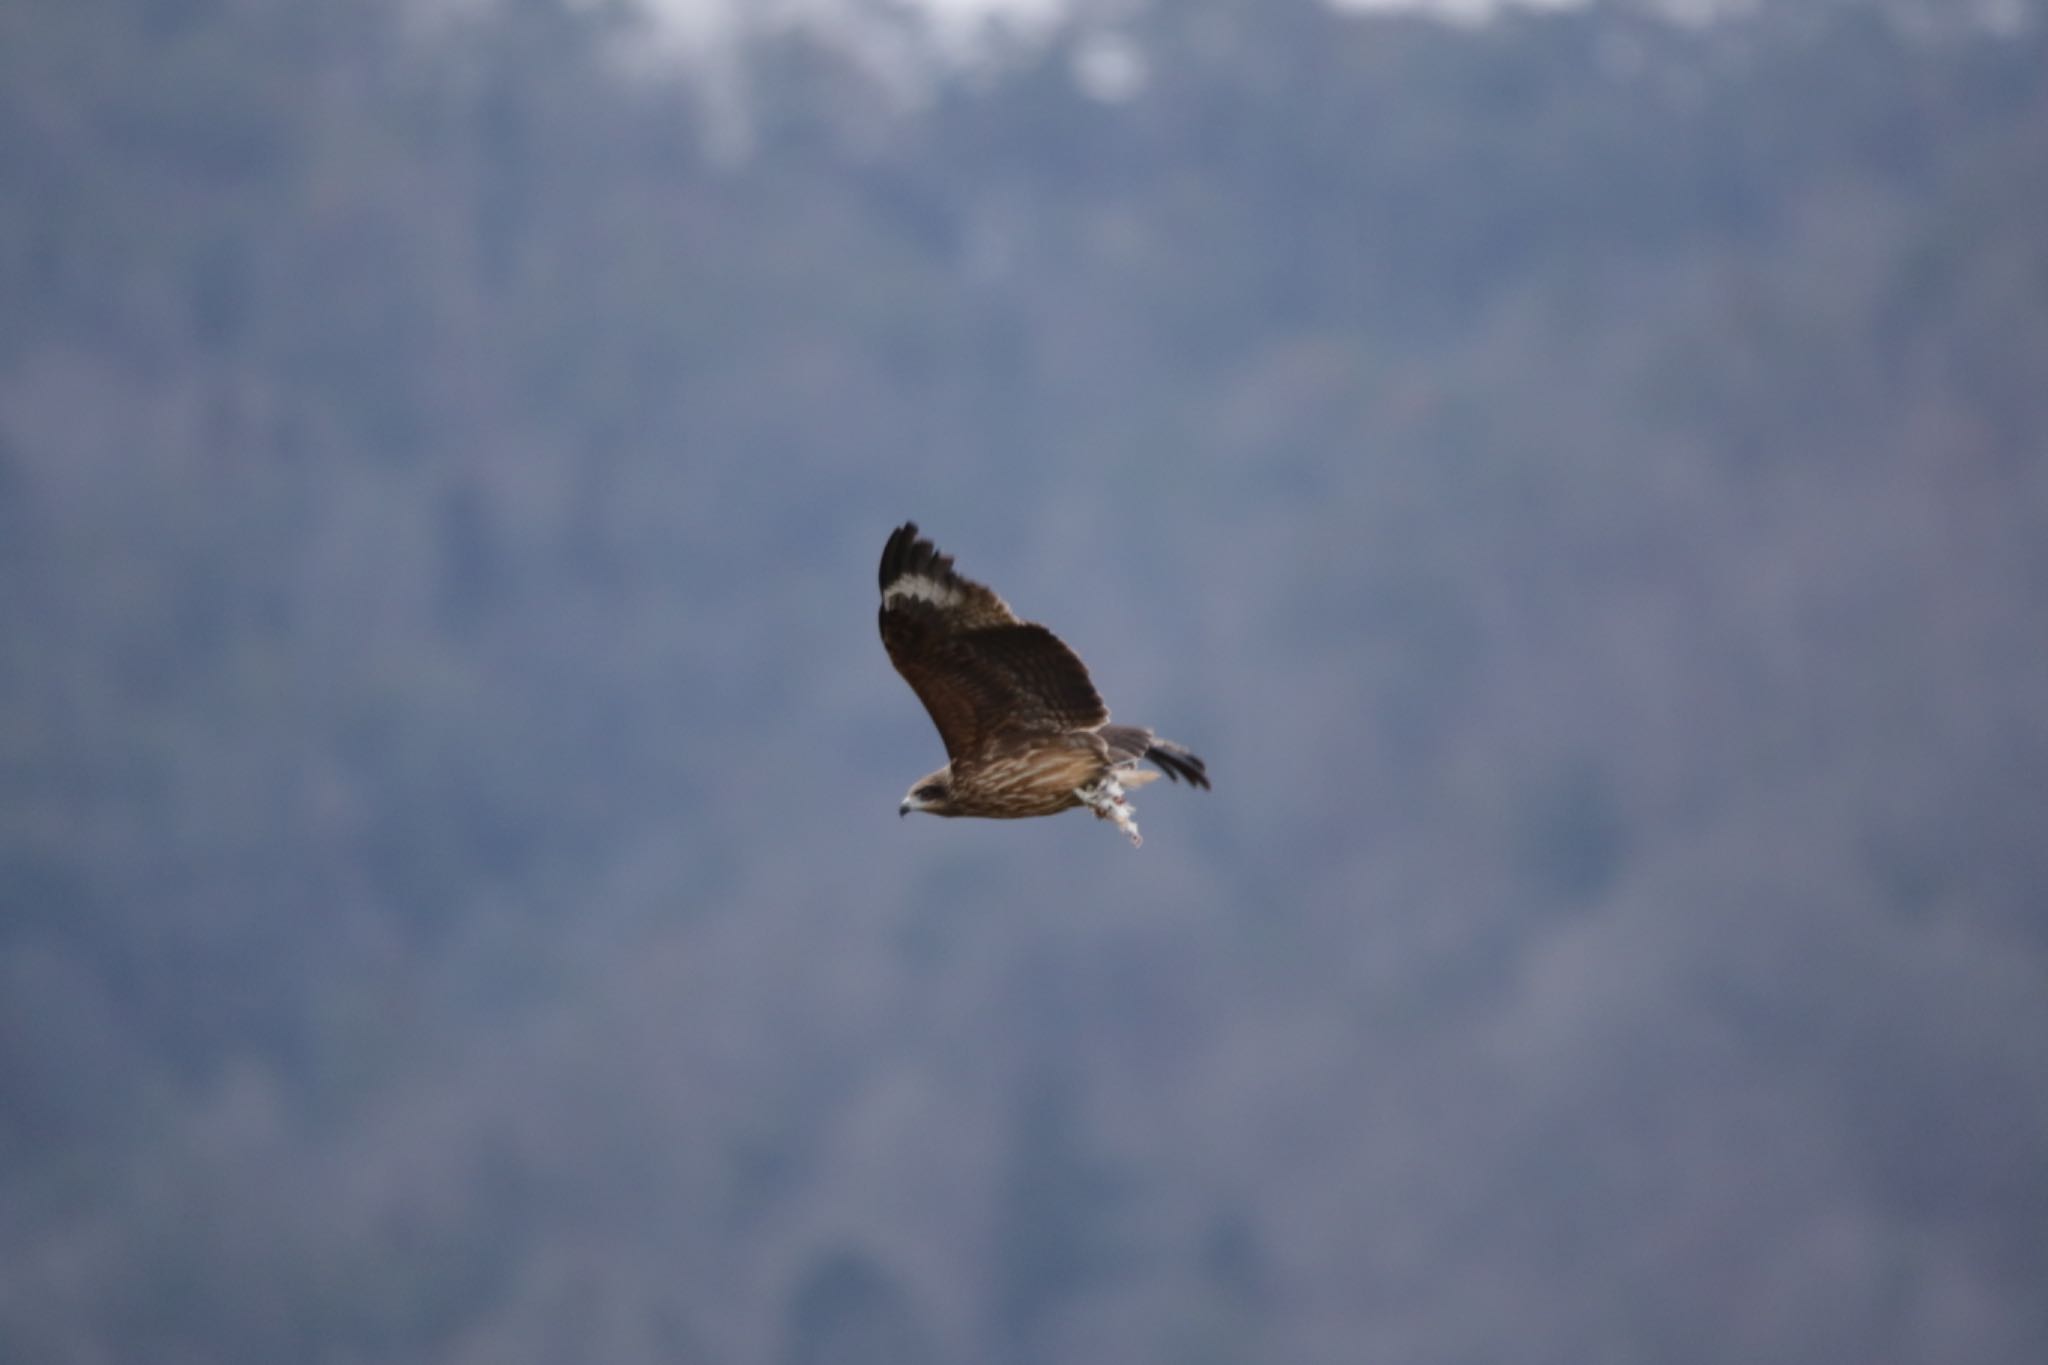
{"left": 899, "top": 801, "right": 911, "bottom": 817}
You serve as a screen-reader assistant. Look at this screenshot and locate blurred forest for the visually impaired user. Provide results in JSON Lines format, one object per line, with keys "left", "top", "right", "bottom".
{"left": 3, "top": 0, "right": 2047, "bottom": 1361}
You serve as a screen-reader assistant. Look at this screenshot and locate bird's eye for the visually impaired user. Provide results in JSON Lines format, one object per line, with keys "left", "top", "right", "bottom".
{"left": 916, "top": 785, "right": 943, "bottom": 801}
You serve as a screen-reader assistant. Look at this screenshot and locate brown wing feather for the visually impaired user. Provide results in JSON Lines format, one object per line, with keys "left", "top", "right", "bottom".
{"left": 879, "top": 523, "right": 1109, "bottom": 762}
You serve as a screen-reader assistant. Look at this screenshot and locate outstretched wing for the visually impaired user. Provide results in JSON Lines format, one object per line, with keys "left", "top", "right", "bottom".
{"left": 878, "top": 522, "right": 1109, "bottom": 761}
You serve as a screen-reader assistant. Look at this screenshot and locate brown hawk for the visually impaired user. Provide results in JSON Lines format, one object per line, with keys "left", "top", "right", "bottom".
{"left": 879, "top": 522, "right": 1209, "bottom": 847}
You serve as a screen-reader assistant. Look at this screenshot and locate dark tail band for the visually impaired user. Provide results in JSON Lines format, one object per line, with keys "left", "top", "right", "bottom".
{"left": 1103, "top": 725, "right": 1210, "bottom": 789}
{"left": 1145, "top": 742, "right": 1210, "bottom": 790}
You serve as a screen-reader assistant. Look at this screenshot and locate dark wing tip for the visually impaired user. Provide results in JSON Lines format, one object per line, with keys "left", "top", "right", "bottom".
{"left": 879, "top": 521, "right": 959, "bottom": 598}
{"left": 879, "top": 522, "right": 920, "bottom": 593}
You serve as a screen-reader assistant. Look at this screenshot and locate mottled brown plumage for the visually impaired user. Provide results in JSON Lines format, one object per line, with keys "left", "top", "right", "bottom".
{"left": 879, "top": 522, "right": 1209, "bottom": 845}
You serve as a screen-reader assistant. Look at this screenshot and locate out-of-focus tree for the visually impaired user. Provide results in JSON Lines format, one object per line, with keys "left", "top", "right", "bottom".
{"left": 2, "top": 0, "right": 2045, "bottom": 1361}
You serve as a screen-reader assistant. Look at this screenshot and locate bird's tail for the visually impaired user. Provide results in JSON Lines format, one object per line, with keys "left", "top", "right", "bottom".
{"left": 1100, "top": 725, "right": 1211, "bottom": 790}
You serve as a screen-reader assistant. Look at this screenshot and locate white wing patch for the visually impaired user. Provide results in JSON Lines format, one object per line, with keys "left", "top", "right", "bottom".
{"left": 884, "top": 575, "right": 964, "bottom": 610}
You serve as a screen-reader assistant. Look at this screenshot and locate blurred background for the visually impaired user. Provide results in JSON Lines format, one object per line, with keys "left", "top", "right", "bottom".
{"left": 4, "top": 0, "right": 2047, "bottom": 1361}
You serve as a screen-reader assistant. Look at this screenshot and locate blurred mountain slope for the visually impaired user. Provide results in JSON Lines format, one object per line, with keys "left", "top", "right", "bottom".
{"left": 1, "top": 1, "right": 2045, "bottom": 1362}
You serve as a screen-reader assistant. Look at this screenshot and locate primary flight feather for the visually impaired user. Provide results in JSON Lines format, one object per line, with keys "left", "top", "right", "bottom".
{"left": 878, "top": 522, "right": 1209, "bottom": 847}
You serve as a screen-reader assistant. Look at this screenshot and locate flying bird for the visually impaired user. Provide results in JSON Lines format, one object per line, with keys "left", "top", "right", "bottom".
{"left": 879, "top": 522, "right": 1209, "bottom": 847}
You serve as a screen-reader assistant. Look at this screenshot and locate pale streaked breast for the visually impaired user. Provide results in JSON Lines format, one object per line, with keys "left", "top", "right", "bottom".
{"left": 956, "top": 745, "right": 1104, "bottom": 818}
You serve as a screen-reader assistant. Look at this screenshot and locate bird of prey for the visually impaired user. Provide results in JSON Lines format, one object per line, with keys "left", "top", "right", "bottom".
{"left": 879, "top": 522, "right": 1209, "bottom": 847}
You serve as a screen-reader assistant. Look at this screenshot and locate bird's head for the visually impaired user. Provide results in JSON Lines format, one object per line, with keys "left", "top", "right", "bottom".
{"left": 899, "top": 768, "right": 957, "bottom": 818}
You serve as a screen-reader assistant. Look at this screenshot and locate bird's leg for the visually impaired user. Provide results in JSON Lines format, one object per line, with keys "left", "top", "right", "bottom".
{"left": 1078, "top": 775, "right": 1143, "bottom": 847}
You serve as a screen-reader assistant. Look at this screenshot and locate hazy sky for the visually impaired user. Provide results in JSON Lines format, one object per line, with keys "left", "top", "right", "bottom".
{"left": 632, "top": 0, "right": 1592, "bottom": 44}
